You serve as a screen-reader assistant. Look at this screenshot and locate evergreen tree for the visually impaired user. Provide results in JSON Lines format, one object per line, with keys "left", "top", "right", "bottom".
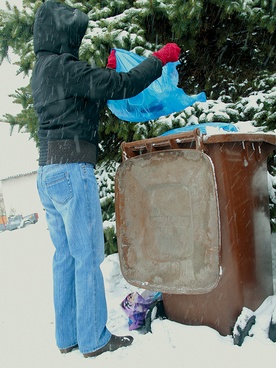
{"left": 1, "top": 0, "right": 275, "bottom": 141}
{"left": 0, "top": 0, "right": 275, "bottom": 250}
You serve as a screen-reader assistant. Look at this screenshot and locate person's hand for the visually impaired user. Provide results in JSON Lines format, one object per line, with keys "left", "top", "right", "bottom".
{"left": 107, "top": 49, "right": 116, "bottom": 69}
{"left": 152, "top": 43, "right": 181, "bottom": 66}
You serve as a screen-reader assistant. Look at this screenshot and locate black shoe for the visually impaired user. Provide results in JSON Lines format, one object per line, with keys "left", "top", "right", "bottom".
{"left": 83, "top": 335, "right": 133, "bottom": 358}
{"left": 60, "top": 344, "right": 78, "bottom": 354}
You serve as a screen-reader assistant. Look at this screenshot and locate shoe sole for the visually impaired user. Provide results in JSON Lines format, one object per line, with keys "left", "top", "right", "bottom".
{"left": 83, "top": 335, "right": 133, "bottom": 358}
{"left": 60, "top": 344, "right": 78, "bottom": 354}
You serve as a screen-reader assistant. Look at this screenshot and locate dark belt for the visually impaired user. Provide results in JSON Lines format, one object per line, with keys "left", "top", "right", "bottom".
{"left": 46, "top": 140, "right": 97, "bottom": 166}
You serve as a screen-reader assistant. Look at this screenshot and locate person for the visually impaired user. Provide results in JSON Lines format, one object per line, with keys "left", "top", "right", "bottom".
{"left": 31, "top": 0, "right": 180, "bottom": 358}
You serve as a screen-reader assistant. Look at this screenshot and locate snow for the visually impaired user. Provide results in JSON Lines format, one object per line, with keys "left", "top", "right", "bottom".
{"left": 0, "top": 123, "right": 38, "bottom": 180}
{"left": 0, "top": 218, "right": 275, "bottom": 368}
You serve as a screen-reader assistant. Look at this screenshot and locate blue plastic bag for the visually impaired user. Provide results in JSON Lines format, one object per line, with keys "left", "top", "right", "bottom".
{"left": 160, "top": 122, "right": 239, "bottom": 136}
{"left": 107, "top": 48, "right": 206, "bottom": 122}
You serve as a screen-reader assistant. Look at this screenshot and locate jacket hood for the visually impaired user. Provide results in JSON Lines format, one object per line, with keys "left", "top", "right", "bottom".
{"left": 33, "top": 1, "right": 89, "bottom": 58}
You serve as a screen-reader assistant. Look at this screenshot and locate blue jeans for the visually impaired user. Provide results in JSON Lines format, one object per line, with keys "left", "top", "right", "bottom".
{"left": 37, "top": 163, "right": 111, "bottom": 354}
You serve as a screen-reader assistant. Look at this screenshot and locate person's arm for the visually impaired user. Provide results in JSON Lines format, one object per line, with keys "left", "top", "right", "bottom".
{"left": 66, "top": 56, "right": 161, "bottom": 101}
{"left": 67, "top": 43, "right": 180, "bottom": 101}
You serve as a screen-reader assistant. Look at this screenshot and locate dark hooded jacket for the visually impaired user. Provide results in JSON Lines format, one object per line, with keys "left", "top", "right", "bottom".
{"left": 31, "top": 1, "right": 163, "bottom": 166}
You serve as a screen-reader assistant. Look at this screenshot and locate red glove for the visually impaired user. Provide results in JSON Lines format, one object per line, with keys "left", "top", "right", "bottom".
{"left": 107, "top": 49, "right": 116, "bottom": 69}
{"left": 152, "top": 43, "right": 181, "bottom": 66}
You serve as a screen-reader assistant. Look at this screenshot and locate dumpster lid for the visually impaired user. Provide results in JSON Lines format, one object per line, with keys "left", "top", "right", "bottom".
{"left": 121, "top": 130, "right": 276, "bottom": 160}
{"left": 115, "top": 149, "right": 221, "bottom": 294}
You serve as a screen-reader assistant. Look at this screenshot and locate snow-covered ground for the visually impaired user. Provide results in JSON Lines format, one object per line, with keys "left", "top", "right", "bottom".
{"left": 0, "top": 217, "right": 275, "bottom": 368}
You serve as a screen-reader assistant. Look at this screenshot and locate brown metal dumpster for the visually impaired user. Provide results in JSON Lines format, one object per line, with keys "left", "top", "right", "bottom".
{"left": 115, "top": 129, "right": 276, "bottom": 336}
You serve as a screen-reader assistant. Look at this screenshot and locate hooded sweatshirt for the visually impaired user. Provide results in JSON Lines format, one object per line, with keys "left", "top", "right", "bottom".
{"left": 31, "top": 1, "right": 162, "bottom": 166}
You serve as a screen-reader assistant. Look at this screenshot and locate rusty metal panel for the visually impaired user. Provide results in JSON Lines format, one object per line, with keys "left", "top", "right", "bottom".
{"left": 115, "top": 149, "right": 220, "bottom": 294}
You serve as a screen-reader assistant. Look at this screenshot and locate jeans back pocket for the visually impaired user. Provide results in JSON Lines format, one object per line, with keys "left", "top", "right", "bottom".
{"left": 45, "top": 171, "right": 73, "bottom": 205}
